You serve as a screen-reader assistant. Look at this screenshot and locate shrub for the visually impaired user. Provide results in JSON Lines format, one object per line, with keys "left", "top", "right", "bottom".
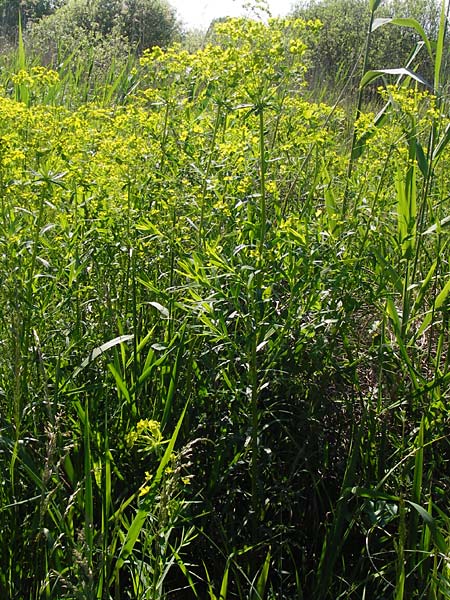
{"left": 26, "top": 0, "right": 180, "bottom": 59}
{"left": 120, "top": 0, "right": 180, "bottom": 52}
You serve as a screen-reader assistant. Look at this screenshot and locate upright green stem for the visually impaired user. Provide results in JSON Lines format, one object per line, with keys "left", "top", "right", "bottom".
{"left": 258, "top": 107, "right": 267, "bottom": 259}
{"left": 198, "top": 104, "right": 222, "bottom": 247}
{"left": 18, "top": 187, "right": 47, "bottom": 426}
{"left": 250, "top": 327, "right": 259, "bottom": 537}
{"left": 250, "top": 105, "right": 268, "bottom": 537}
{"left": 83, "top": 396, "right": 94, "bottom": 588}
{"left": 343, "top": 5, "right": 377, "bottom": 216}
{"left": 158, "top": 100, "right": 171, "bottom": 188}
{"left": 168, "top": 196, "right": 178, "bottom": 340}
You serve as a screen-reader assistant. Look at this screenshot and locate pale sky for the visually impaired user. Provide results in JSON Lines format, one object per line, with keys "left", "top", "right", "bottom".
{"left": 170, "top": 0, "right": 297, "bottom": 30}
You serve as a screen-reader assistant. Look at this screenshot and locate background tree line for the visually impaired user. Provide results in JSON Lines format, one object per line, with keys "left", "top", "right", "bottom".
{"left": 292, "top": 0, "right": 442, "bottom": 98}
{"left": 0, "top": 0, "right": 180, "bottom": 55}
{"left": 0, "top": 0, "right": 443, "bottom": 98}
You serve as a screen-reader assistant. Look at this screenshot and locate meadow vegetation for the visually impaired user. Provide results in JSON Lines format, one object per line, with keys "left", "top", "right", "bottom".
{"left": 1, "top": 1, "right": 450, "bottom": 598}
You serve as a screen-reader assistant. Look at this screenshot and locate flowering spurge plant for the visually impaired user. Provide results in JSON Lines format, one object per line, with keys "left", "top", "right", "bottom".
{"left": 0, "top": 7, "right": 450, "bottom": 600}
{"left": 11, "top": 66, "right": 60, "bottom": 104}
{"left": 140, "top": 18, "right": 318, "bottom": 104}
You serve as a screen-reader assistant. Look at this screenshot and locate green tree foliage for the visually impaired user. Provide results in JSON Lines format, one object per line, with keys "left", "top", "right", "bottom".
{"left": 25, "top": 0, "right": 127, "bottom": 68}
{"left": 120, "top": 0, "right": 180, "bottom": 51}
{"left": 0, "top": 0, "right": 64, "bottom": 40}
{"left": 26, "top": 0, "right": 180, "bottom": 59}
{"left": 292, "top": 0, "right": 440, "bottom": 93}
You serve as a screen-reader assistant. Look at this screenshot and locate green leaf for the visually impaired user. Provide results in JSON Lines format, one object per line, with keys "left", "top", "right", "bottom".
{"left": 73, "top": 334, "right": 134, "bottom": 379}
{"left": 369, "top": 0, "right": 383, "bottom": 12}
{"left": 110, "top": 509, "right": 148, "bottom": 581}
{"left": 149, "top": 301, "right": 170, "bottom": 318}
{"left": 409, "top": 259, "right": 437, "bottom": 336}
{"left": 371, "top": 18, "right": 432, "bottom": 59}
{"left": 432, "top": 122, "right": 450, "bottom": 163}
{"left": 107, "top": 363, "right": 130, "bottom": 402}
{"left": 423, "top": 215, "right": 450, "bottom": 236}
{"left": 406, "top": 501, "right": 447, "bottom": 554}
{"left": 386, "top": 296, "right": 402, "bottom": 337}
{"left": 254, "top": 548, "right": 271, "bottom": 600}
{"left": 407, "top": 418, "right": 425, "bottom": 557}
{"left": 219, "top": 560, "right": 230, "bottom": 600}
{"left": 351, "top": 487, "right": 400, "bottom": 502}
{"left": 360, "top": 68, "right": 431, "bottom": 90}
{"left": 415, "top": 277, "right": 450, "bottom": 338}
{"left": 433, "top": 277, "right": 450, "bottom": 311}
{"left": 172, "top": 544, "right": 200, "bottom": 598}
{"left": 415, "top": 141, "right": 428, "bottom": 178}
{"left": 434, "top": 0, "right": 447, "bottom": 90}
{"left": 83, "top": 398, "right": 94, "bottom": 566}
{"left": 151, "top": 399, "right": 189, "bottom": 491}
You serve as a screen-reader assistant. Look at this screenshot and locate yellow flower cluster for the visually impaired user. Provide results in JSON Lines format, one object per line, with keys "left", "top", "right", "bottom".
{"left": 379, "top": 85, "right": 439, "bottom": 123}
{"left": 125, "top": 419, "right": 163, "bottom": 451}
{"left": 12, "top": 66, "right": 59, "bottom": 89}
{"left": 140, "top": 17, "right": 313, "bottom": 108}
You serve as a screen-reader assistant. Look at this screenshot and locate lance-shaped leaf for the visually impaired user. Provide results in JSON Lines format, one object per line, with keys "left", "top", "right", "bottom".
{"left": 371, "top": 17, "right": 432, "bottom": 59}
{"left": 432, "top": 122, "right": 450, "bottom": 163}
{"left": 360, "top": 68, "right": 431, "bottom": 90}
{"left": 415, "top": 277, "right": 450, "bottom": 339}
{"left": 434, "top": 0, "right": 448, "bottom": 90}
{"left": 72, "top": 334, "right": 134, "bottom": 379}
{"left": 423, "top": 215, "right": 450, "bottom": 236}
{"left": 406, "top": 501, "right": 447, "bottom": 555}
{"left": 369, "top": 0, "right": 383, "bottom": 12}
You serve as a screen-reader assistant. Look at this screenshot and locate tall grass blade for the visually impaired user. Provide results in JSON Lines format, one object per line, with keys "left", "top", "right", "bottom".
{"left": 252, "top": 548, "right": 271, "bottom": 600}
{"left": 161, "top": 325, "right": 186, "bottom": 429}
{"left": 17, "top": 12, "right": 25, "bottom": 71}
{"left": 434, "top": 0, "right": 449, "bottom": 91}
{"left": 395, "top": 500, "right": 406, "bottom": 600}
{"left": 396, "top": 159, "right": 417, "bottom": 260}
{"left": 83, "top": 397, "right": 94, "bottom": 578}
{"left": 406, "top": 501, "right": 447, "bottom": 555}
{"left": 107, "top": 363, "right": 131, "bottom": 403}
{"left": 219, "top": 560, "right": 230, "bottom": 600}
{"left": 406, "top": 417, "right": 425, "bottom": 588}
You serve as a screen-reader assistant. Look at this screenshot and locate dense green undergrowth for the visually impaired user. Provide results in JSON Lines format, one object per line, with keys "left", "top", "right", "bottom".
{"left": 1, "top": 7, "right": 450, "bottom": 599}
